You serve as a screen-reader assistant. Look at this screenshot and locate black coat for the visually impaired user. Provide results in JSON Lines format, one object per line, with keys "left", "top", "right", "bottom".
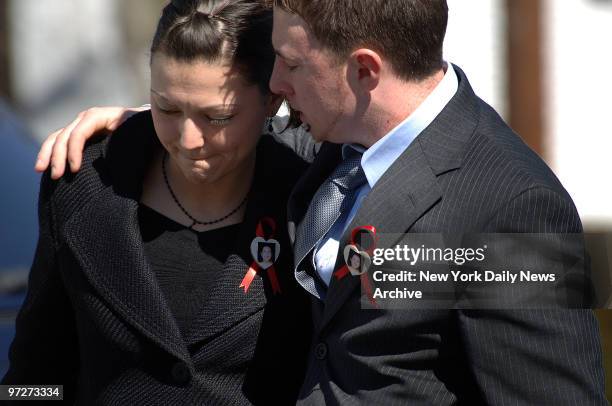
{"left": 3, "top": 112, "right": 313, "bottom": 405}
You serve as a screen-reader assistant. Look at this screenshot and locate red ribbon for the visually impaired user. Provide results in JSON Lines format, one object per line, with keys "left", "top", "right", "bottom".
{"left": 350, "top": 225, "right": 378, "bottom": 255}
{"left": 256, "top": 217, "right": 276, "bottom": 238}
{"left": 240, "top": 267, "right": 258, "bottom": 293}
{"left": 240, "top": 217, "right": 282, "bottom": 295}
{"left": 334, "top": 265, "right": 351, "bottom": 280}
{"left": 333, "top": 225, "right": 378, "bottom": 306}
{"left": 267, "top": 266, "right": 281, "bottom": 294}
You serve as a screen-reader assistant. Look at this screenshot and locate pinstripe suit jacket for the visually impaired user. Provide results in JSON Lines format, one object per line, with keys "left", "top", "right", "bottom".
{"left": 287, "top": 66, "right": 607, "bottom": 405}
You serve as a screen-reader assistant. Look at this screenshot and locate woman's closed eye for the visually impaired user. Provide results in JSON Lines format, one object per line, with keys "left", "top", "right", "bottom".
{"left": 156, "top": 107, "right": 234, "bottom": 126}
{"left": 157, "top": 106, "right": 181, "bottom": 115}
{"left": 208, "top": 115, "right": 235, "bottom": 126}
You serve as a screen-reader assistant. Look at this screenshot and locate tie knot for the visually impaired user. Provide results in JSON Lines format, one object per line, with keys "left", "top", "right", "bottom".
{"left": 332, "top": 151, "right": 366, "bottom": 190}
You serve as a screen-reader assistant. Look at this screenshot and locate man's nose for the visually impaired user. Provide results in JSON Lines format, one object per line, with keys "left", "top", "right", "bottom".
{"left": 269, "top": 58, "right": 293, "bottom": 97}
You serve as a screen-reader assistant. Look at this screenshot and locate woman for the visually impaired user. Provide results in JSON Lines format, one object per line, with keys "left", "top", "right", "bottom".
{"left": 3, "top": 1, "right": 314, "bottom": 404}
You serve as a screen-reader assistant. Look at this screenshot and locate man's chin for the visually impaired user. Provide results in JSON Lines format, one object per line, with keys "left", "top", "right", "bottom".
{"left": 308, "top": 126, "right": 335, "bottom": 144}
{"left": 302, "top": 121, "right": 324, "bottom": 138}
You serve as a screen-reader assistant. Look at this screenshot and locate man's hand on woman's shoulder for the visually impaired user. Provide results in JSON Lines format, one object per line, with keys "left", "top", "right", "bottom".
{"left": 35, "top": 105, "right": 150, "bottom": 179}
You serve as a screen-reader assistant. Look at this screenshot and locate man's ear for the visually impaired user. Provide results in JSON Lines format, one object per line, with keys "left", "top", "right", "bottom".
{"left": 265, "top": 92, "right": 284, "bottom": 117}
{"left": 348, "top": 49, "right": 382, "bottom": 91}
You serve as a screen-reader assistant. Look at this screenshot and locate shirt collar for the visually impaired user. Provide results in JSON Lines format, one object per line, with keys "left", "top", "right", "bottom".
{"left": 343, "top": 63, "right": 459, "bottom": 188}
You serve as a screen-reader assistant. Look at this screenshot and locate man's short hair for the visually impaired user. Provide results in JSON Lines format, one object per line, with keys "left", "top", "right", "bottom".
{"left": 273, "top": 0, "right": 448, "bottom": 81}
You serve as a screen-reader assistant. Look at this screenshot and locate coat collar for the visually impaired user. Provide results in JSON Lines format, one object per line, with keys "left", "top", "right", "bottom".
{"left": 61, "top": 112, "right": 287, "bottom": 365}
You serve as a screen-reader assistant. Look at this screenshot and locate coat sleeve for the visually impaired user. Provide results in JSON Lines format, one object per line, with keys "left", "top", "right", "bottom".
{"left": 268, "top": 116, "right": 320, "bottom": 163}
{"left": 1, "top": 172, "right": 79, "bottom": 399}
{"left": 456, "top": 187, "right": 608, "bottom": 405}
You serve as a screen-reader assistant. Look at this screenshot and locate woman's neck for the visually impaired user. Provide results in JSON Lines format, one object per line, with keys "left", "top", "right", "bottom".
{"left": 141, "top": 149, "right": 255, "bottom": 231}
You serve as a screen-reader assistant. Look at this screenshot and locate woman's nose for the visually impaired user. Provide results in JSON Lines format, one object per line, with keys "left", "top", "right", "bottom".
{"left": 179, "top": 118, "right": 205, "bottom": 150}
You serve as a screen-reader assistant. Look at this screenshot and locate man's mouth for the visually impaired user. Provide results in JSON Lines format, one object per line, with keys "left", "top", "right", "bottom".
{"left": 288, "top": 105, "right": 310, "bottom": 131}
{"left": 296, "top": 111, "right": 310, "bottom": 131}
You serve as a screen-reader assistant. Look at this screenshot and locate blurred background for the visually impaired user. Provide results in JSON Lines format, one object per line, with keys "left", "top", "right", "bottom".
{"left": 0, "top": 0, "right": 610, "bottom": 397}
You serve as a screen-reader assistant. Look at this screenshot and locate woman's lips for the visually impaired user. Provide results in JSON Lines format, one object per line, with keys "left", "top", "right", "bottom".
{"left": 181, "top": 154, "right": 216, "bottom": 162}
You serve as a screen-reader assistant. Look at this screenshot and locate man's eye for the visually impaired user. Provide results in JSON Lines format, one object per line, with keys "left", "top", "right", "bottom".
{"left": 209, "top": 116, "right": 234, "bottom": 126}
{"left": 280, "top": 58, "right": 298, "bottom": 72}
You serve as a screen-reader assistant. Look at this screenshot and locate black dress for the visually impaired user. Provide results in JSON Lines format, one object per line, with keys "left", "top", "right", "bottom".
{"left": 2, "top": 111, "right": 313, "bottom": 405}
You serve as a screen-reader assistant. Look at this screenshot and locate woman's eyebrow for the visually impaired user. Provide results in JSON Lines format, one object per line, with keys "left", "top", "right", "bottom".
{"left": 150, "top": 89, "right": 172, "bottom": 103}
{"left": 150, "top": 90, "right": 239, "bottom": 111}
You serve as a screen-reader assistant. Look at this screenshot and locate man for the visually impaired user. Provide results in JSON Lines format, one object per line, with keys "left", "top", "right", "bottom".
{"left": 37, "top": 0, "right": 607, "bottom": 404}
{"left": 268, "top": 1, "right": 606, "bottom": 404}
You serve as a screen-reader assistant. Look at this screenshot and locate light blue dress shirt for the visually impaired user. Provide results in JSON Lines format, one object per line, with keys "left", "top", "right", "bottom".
{"left": 313, "top": 63, "right": 459, "bottom": 286}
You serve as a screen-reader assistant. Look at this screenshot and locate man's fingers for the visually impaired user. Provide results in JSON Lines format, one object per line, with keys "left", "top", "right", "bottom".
{"left": 36, "top": 106, "right": 141, "bottom": 177}
{"left": 50, "top": 109, "right": 92, "bottom": 179}
{"left": 49, "top": 127, "right": 73, "bottom": 179}
{"left": 35, "top": 130, "right": 60, "bottom": 172}
{"left": 66, "top": 109, "right": 106, "bottom": 173}
{"left": 66, "top": 132, "right": 86, "bottom": 174}
{"left": 66, "top": 107, "right": 133, "bottom": 172}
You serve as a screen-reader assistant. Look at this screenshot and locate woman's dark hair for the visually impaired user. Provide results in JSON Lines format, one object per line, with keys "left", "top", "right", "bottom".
{"left": 151, "top": 0, "right": 301, "bottom": 128}
{"left": 151, "top": 0, "right": 274, "bottom": 95}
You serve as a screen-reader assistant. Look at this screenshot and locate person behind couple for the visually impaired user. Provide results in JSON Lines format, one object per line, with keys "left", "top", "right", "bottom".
{"left": 2, "top": 0, "right": 313, "bottom": 404}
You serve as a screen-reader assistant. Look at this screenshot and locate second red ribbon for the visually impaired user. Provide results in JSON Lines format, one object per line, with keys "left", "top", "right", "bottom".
{"left": 240, "top": 217, "right": 282, "bottom": 294}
